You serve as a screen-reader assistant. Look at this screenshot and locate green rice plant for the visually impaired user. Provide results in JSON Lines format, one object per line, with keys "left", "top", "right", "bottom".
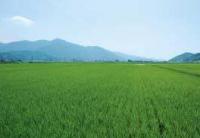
{"left": 0, "top": 63, "right": 200, "bottom": 137}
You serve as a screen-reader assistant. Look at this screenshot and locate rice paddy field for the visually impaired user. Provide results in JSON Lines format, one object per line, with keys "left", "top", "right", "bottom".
{"left": 0, "top": 63, "right": 200, "bottom": 138}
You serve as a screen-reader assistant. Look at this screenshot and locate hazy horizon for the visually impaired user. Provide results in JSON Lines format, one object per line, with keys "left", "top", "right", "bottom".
{"left": 1, "top": 0, "right": 200, "bottom": 60}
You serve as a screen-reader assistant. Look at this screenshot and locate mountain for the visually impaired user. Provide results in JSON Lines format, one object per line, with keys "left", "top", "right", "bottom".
{"left": 0, "top": 39, "right": 149, "bottom": 62}
{"left": 169, "top": 52, "right": 200, "bottom": 62}
{"left": 114, "top": 52, "right": 152, "bottom": 61}
{"left": 0, "top": 51, "right": 54, "bottom": 62}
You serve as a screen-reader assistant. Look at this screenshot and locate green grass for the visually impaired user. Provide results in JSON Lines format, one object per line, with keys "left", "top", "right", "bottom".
{"left": 0, "top": 63, "right": 200, "bottom": 137}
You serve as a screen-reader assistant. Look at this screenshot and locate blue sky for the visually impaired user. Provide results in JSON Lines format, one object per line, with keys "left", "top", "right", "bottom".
{"left": 0, "top": 0, "right": 200, "bottom": 59}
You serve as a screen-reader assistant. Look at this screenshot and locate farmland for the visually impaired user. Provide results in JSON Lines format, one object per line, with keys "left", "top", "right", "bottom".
{"left": 0, "top": 63, "right": 200, "bottom": 137}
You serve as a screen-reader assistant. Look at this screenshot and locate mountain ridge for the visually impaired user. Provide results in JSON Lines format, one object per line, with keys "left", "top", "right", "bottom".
{"left": 0, "top": 39, "right": 151, "bottom": 62}
{"left": 169, "top": 52, "right": 200, "bottom": 62}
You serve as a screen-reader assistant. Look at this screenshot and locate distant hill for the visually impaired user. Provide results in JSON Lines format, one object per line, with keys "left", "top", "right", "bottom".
{"left": 169, "top": 52, "right": 200, "bottom": 62}
{"left": 114, "top": 52, "right": 153, "bottom": 61}
{"left": 0, "top": 39, "right": 150, "bottom": 62}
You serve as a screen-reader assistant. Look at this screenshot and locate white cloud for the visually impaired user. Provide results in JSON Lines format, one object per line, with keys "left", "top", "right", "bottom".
{"left": 10, "top": 16, "right": 34, "bottom": 27}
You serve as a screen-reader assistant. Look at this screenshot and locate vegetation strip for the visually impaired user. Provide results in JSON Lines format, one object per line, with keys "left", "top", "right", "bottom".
{"left": 154, "top": 65, "right": 200, "bottom": 78}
